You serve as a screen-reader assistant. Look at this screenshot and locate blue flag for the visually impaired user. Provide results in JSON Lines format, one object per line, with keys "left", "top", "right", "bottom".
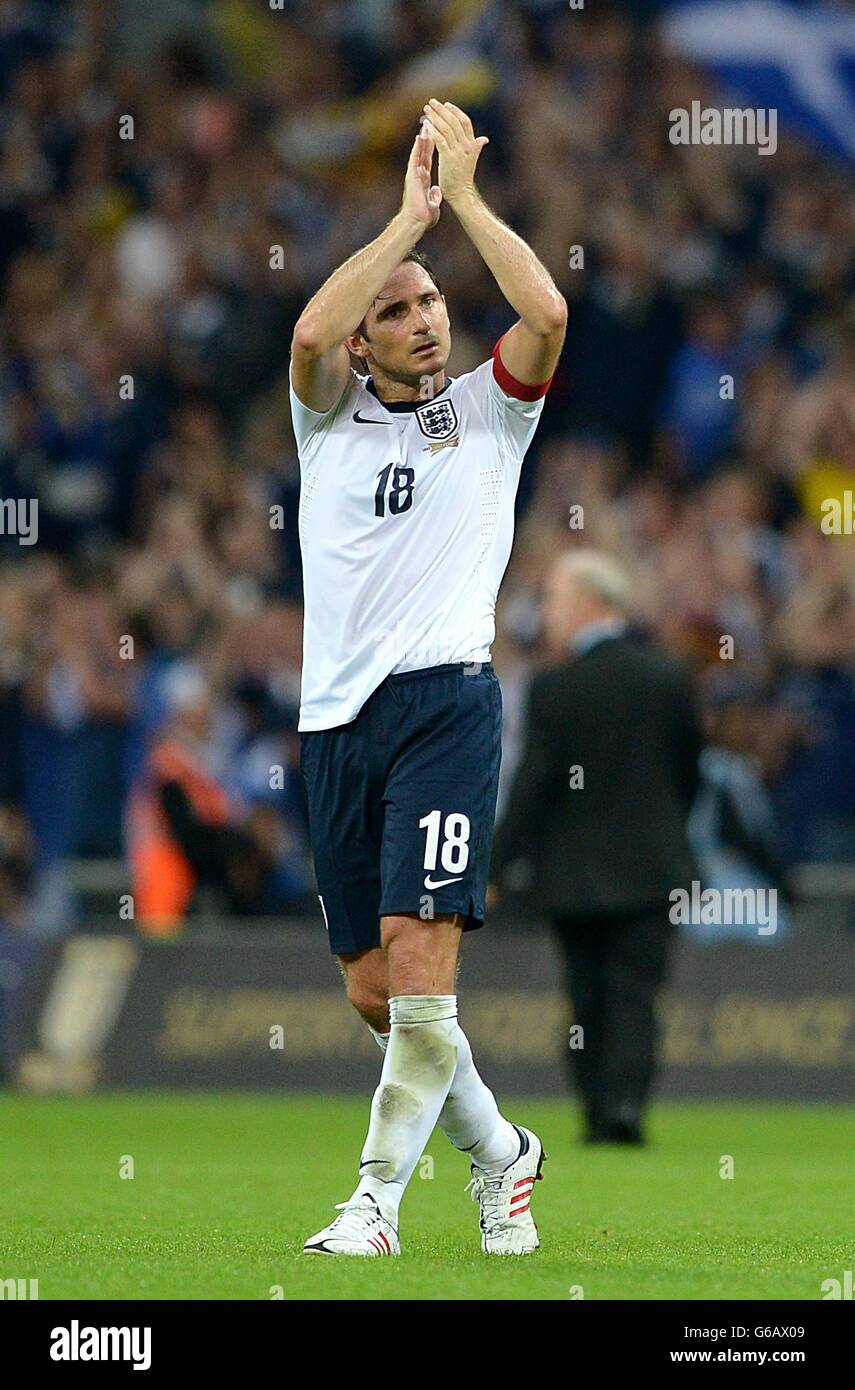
{"left": 662, "top": 0, "right": 855, "bottom": 163}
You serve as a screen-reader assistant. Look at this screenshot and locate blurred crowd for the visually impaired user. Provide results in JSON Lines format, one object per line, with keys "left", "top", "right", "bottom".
{"left": 0, "top": 0, "right": 853, "bottom": 935}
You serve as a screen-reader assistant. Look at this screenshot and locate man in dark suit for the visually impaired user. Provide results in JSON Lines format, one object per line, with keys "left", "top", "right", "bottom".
{"left": 491, "top": 551, "right": 702, "bottom": 1144}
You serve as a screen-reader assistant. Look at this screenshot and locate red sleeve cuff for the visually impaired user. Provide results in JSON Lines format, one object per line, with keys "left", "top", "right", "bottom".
{"left": 491, "top": 333, "right": 555, "bottom": 401}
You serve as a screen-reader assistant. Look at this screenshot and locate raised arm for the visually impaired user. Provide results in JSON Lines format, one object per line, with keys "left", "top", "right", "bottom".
{"left": 291, "top": 127, "right": 442, "bottom": 412}
{"left": 423, "top": 99, "right": 567, "bottom": 387}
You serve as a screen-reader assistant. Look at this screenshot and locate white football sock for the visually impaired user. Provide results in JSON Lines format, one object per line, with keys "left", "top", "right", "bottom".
{"left": 369, "top": 1020, "right": 518, "bottom": 1176}
{"left": 354, "top": 995, "right": 458, "bottom": 1226}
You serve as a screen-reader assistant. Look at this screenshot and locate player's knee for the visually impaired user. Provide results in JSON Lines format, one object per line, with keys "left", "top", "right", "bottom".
{"left": 344, "top": 976, "right": 389, "bottom": 1031}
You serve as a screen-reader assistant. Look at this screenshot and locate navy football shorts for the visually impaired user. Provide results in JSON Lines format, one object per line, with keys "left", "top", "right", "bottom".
{"left": 299, "top": 663, "right": 502, "bottom": 955}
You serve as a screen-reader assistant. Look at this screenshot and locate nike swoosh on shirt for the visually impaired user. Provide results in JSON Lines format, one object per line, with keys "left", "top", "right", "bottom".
{"left": 353, "top": 411, "right": 386, "bottom": 424}
{"left": 424, "top": 874, "right": 464, "bottom": 890}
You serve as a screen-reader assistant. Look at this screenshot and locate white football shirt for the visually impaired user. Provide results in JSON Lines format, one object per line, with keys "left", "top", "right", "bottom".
{"left": 290, "top": 340, "right": 550, "bottom": 731}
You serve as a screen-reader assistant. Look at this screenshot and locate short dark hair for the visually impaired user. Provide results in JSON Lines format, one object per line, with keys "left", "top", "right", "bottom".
{"left": 356, "top": 249, "right": 444, "bottom": 337}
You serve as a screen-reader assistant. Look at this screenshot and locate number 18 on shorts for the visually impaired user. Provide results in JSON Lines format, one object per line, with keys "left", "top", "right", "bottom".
{"left": 299, "top": 663, "right": 503, "bottom": 955}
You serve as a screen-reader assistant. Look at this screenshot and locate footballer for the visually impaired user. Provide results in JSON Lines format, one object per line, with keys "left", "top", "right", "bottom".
{"left": 290, "top": 101, "right": 566, "bottom": 1256}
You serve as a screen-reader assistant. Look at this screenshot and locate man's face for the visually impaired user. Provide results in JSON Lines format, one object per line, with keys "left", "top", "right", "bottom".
{"left": 348, "top": 262, "right": 451, "bottom": 387}
{"left": 542, "top": 566, "right": 601, "bottom": 655}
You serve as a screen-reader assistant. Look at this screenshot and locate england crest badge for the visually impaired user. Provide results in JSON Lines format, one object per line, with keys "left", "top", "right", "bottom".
{"left": 415, "top": 398, "right": 459, "bottom": 441}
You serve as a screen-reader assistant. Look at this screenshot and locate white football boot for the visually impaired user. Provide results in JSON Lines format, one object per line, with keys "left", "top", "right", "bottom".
{"left": 303, "top": 1193, "right": 400, "bottom": 1257}
{"left": 466, "top": 1124, "right": 546, "bottom": 1255}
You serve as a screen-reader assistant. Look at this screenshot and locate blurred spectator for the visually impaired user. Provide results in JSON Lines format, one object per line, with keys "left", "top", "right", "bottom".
{"left": 126, "top": 665, "right": 290, "bottom": 934}
{"left": 0, "top": 0, "right": 851, "bottom": 934}
{"left": 660, "top": 294, "right": 747, "bottom": 480}
{"left": 688, "top": 673, "right": 794, "bottom": 942}
{"left": 0, "top": 803, "right": 35, "bottom": 1085}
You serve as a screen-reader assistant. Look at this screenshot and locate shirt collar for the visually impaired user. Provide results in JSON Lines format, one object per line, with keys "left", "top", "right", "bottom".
{"left": 365, "top": 376, "right": 454, "bottom": 413}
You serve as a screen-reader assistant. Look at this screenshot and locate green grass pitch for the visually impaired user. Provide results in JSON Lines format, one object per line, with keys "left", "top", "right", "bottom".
{"left": 2, "top": 1093, "right": 851, "bottom": 1300}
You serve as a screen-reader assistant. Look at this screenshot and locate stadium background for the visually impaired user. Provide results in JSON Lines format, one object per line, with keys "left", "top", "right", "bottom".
{"left": 0, "top": 0, "right": 853, "bottom": 1302}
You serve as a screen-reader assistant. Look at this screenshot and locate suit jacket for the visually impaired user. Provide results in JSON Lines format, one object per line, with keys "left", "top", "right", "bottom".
{"left": 491, "top": 633, "right": 702, "bottom": 917}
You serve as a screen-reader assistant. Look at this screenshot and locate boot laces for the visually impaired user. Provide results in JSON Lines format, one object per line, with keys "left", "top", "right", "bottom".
{"left": 328, "top": 1198, "right": 380, "bottom": 1234}
{"left": 465, "top": 1170, "right": 506, "bottom": 1223}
